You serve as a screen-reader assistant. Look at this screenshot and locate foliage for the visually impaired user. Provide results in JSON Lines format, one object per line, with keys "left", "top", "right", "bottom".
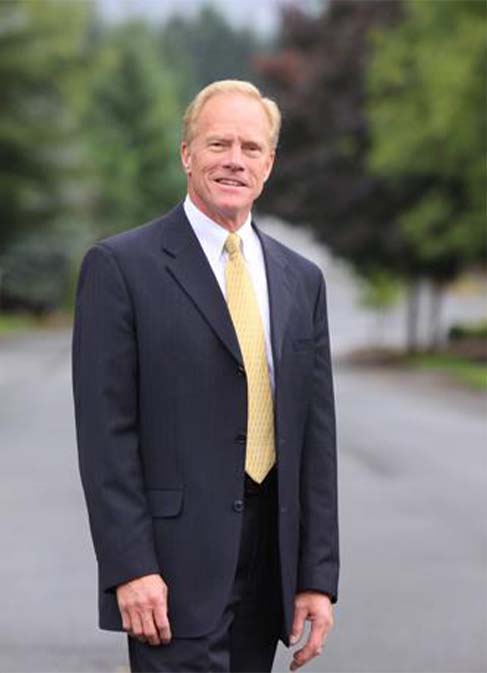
{"left": 255, "top": 0, "right": 406, "bottom": 276}
{"left": 159, "top": 6, "right": 265, "bottom": 104}
{"left": 367, "top": 0, "right": 487, "bottom": 279}
{"left": 83, "top": 21, "right": 185, "bottom": 238}
{"left": 0, "top": 0, "right": 91, "bottom": 252}
{"left": 408, "top": 353, "right": 487, "bottom": 391}
{"left": 0, "top": 233, "right": 70, "bottom": 314}
{"left": 0, "top": 312, "right": 39, "bottom": 334}
{"left": 0, "top": 6, "right": 187, "bottom": 308}
{"left": 256, "top": 0, "right": 486, "bottom": 351}
{"left": 359, "top": 269, "right": 403, "bottom": 311}
{"left": 449, "top": 320, "right": 487, "bottom": 342}
{"left": 258, "top": 0, "right": 485, "bottom": 285}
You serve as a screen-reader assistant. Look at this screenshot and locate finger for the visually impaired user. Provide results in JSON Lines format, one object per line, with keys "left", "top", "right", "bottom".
{"left": 130, "top": 612, "right": 146, "bottom": 642}
{"left": 290, "top": 605, "right": 307, "bottom": 645}
{"left": 141, "top": 610, "right": 161, "bottom": 646}
{"left": 290, "top": 621, "right": 327, "bottom": 671}
{"left": 120, "top": 608, "right": 131, "bottom": 634}
{"left": 154, "top": 603, "right": 172, "bottom": 644}
{"left": 290, "top": 641, "right": 324, "bottom": 672}
{"left": 308, "top": 615, "right": 329, "bottom": 646}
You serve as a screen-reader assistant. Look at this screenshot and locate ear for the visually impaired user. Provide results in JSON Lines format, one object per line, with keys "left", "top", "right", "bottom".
{"left": 181, "top": 142, "right": 192, "bottom": 175}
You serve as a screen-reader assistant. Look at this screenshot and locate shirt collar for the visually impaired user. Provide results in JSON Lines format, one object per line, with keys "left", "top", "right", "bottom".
{"left": 184, "top": 194, "right": 255, "bottom": 263}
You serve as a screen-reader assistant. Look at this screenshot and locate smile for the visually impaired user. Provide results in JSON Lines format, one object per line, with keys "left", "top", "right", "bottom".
{"left": 215, "top": 178, "right": 246, "bottom": 187}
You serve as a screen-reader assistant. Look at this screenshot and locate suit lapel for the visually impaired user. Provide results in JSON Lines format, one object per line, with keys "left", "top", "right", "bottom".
{"left": 161, "top": 205, "right": 243, "bottom": 366}
{"left": 160, "top": 204, "right": 296, "bottom": 370}
{"left": 255, "top": 224, "right": 297, "bottom": 369}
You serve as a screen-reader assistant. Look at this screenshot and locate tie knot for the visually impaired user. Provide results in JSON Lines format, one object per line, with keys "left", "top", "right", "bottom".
{"left": 224, "top": 233, "right": 241, "bottom": 259}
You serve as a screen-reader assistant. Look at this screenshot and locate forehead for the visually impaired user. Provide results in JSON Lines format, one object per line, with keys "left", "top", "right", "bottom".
{"left": 195, "top": 93, "right": 271, "bottom": 142}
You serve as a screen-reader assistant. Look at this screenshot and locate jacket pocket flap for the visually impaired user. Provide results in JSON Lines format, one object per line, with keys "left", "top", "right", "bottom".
{"left": 146, "top": 489, "right": 183, "bottom": 518}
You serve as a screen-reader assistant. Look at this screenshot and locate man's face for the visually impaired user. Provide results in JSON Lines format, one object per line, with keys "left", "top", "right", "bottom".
{"left": 181, "top": 93, "right": 275, "bottom": 230}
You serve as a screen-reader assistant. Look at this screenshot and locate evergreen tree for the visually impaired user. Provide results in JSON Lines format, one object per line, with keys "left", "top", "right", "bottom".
{"left": 84, "top": 21, "right": 185, "bottom": 237}
{"left": 0, "top": 0, "right": 90, "bottom": 252}
{"left": 159, "top": 5, "right": 265, "bottom": 104}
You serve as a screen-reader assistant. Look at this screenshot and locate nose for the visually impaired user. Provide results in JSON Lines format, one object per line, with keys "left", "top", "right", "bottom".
{"left": 223, "top": 144, "right": 244, "bottom": 171}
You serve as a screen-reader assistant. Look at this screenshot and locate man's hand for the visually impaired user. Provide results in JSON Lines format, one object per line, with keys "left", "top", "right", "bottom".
{"left": 289, "top": 592, "right": 334, "bottom": 671}
{"left": 116, "top": 574, "right": 172, "bottom": 646}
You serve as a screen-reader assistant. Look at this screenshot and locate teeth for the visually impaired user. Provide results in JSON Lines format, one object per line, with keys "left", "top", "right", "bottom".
{"left": 218, "top": 179, "right": 242, "bottom": 186}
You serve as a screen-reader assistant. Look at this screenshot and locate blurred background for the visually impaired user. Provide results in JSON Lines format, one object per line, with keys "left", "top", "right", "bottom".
{"left": 0, "top": 0, "right": 485, "bottom": 671}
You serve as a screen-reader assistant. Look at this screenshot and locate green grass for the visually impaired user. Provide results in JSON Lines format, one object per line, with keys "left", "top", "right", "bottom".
{"left": 0, "top": 313, "right": 39, "bottom": 334}
{"left": 0, "top": 310, "right": 73, "bottom": 335}
{"left": 408, "top": 353, "right": 487, "bottom": 391}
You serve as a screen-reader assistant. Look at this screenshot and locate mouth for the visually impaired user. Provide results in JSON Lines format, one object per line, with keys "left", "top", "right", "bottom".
{"left": 214, "top": 177, "right": 247, "bottom": 188}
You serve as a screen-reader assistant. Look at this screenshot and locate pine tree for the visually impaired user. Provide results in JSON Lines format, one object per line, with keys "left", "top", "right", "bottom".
{"left": 84, "top": 22, "right": 185, "bottom": 237}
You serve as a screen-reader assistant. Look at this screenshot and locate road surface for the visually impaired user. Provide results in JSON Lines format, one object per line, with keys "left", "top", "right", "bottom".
{"left": 0, "top": 328, "right": 485, "bottom": 672}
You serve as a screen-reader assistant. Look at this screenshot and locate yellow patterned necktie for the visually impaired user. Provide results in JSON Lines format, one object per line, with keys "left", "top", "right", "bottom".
{"left": 224, "top": 232, "right": 275, "bottom": 483}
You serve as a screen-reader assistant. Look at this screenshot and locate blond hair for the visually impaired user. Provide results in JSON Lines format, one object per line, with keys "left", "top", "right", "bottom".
{"left": 182, "top": 79, "right": 281, "bottom": 150}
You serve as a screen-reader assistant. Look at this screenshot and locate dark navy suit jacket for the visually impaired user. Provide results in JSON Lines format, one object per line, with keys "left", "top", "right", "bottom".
{"left": 72, "top": 203, "right": 339, "bottom": 645}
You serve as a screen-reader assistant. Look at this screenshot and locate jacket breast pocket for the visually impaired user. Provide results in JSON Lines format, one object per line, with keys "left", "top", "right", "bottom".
{"left": 146, "top": 489, "right": 183, "bottom": 518}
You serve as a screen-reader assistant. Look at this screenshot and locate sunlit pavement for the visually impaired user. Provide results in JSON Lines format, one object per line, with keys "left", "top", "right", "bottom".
{"left": 1, "top": 223, "right": 485, "bottom": 672}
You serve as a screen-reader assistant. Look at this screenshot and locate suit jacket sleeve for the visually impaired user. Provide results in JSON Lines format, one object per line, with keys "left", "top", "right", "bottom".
{"left": 297, "top": 272, "right": 339, "bottom": 602}
{"left": 72, "top": 244, "right": 160, "bottom": 593}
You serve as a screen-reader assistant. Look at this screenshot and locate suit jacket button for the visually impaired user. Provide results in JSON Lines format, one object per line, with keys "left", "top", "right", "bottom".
{"left": 233, "top": 500, "right": 244, "bottom": 513}
{"left": 237, "top": 365, "right": 246, "bottom": 377}
{"left": 236, "top": 433, "right": 247, "bottom": 444}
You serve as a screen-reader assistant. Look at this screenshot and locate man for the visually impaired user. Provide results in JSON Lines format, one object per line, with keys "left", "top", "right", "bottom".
{"left": 72, "top": 80, "right": 339, "bottom": 673}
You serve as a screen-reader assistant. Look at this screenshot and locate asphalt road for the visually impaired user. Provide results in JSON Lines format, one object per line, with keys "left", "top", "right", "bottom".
{"left": 275, "top": 363, "right": 486, "bottom": 673}
{"left": 0, "top": 328, "right": 485, "bottom": 673}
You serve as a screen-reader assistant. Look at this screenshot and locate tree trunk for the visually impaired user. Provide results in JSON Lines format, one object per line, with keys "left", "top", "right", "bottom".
{"left": 428, "top": 280, "right": 444, "bottom": 352}
{"left": 406, "top": 280, "right": 421, "bottom": 354}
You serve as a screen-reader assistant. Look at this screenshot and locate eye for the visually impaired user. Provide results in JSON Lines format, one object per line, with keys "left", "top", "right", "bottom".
{"left": 244, "top": 143, "right": 262, "bottom": 154}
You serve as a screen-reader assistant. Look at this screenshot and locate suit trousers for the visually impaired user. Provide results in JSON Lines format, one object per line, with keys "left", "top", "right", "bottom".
{"left": 128, "top": 467, "right": 283, "bottom": 672}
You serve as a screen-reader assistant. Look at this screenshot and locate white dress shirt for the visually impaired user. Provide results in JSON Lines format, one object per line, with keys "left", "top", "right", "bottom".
{"left": 184, "top": 195, "right": 275, "bottom": 392}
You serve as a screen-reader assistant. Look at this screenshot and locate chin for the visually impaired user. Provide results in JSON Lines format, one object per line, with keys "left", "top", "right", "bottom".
{"left": 218, "top": 198, "right": 243, "bottom": 210}
{"left": 220, "top": 193, "right": 251, "bottom": 209}
{"left": 218, "top": 202, "right": 248, "bottom": 219}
